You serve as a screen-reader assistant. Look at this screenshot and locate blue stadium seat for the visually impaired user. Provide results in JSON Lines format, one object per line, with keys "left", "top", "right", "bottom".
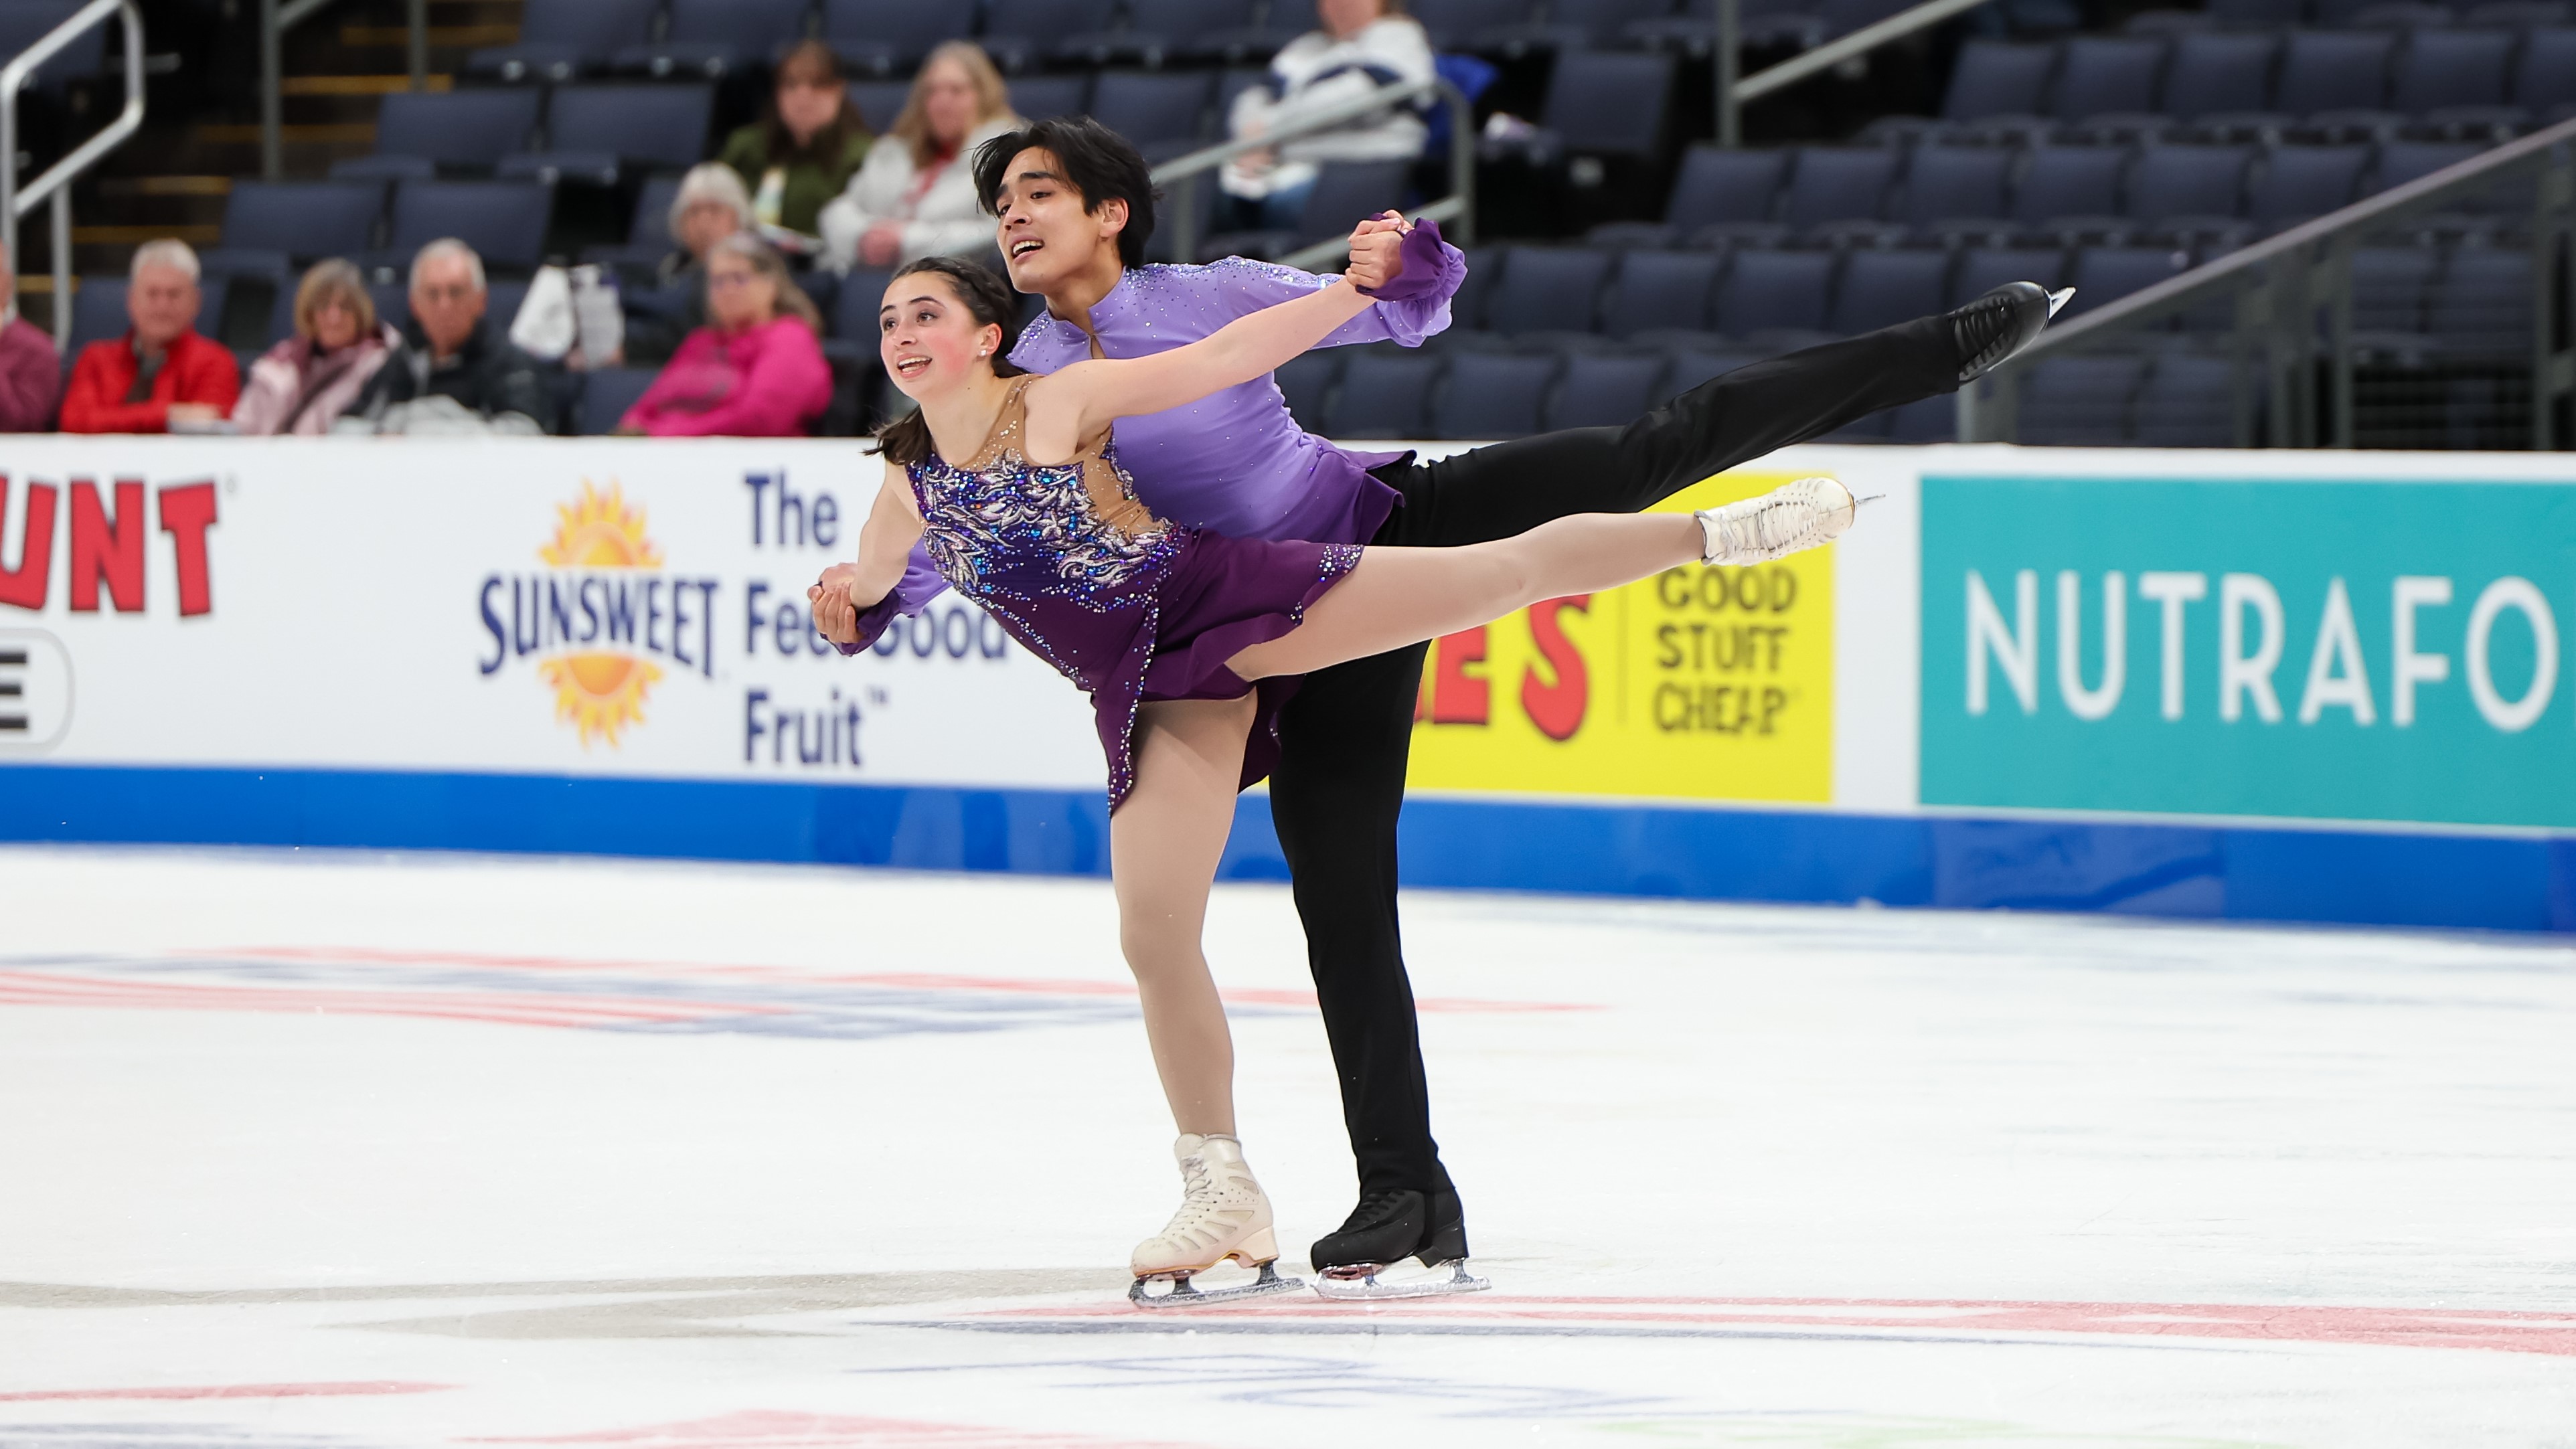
{"left": 0, "top": 1, "right": 103, "bottom": 90}
{"left": 1713, "top": 250, "right": 1835, "bottom": 337}
{"left": 2066, "top": 246, "right": 2190, "bottom": 316}
{"left": 831, "top": 266, "right": 896, "bottom": 344}
{"left": 1829, "top": 250, "right": 1948, "bottom": 335}
{"left": 1595, "top": 145, "right": 1787, "bottom": 248}
{"left": 2132, "top": 353, "right": 2238, "bottom": 446}
{"left": 2160, "top": 31, "right": 2279, "bottom": 121}
{"left": 2372, "top": 139, "right": 2490, "bottom": 208}
{"left": 1274, "top": 348, "right": 1341, "bottom": 432}
{"left": 577, "top": 367, "right": 660, "bottom": 435}
{"left": 1433, "top": 351, "right": 1557, "bottom": 438}
{"left": 617, "top": 0, "right": 813, "bottom": 79}
{"left": 1407, "top": 0, "right": 1536, "bottom": 50}
{"left": 1009, "top": 74, "right": 1093, "bottom": 123}
{"left": 1289, "top": 160, "right": 1412, "bottom": 247}
{"left": 824, "top": 0, "right": 974, "bottom": 76}
{"left": 2275, "top": 31, "right": 2397, "bottom": 118}
{"left": 1600, "top": 251, "right": 1720, "bottom": 337}
{"left": 1941, "top": 40, "right": 2056, "bottom": 122}
{"left": 2468, "top": 1, "right": 2570, "bottom": 21}
{"left": 1540, "top": 50, "right": 1676, "bottom": 158}
{"left": 2123, "top": 145, "right": 2253, "bottom": 227}
{"left": 1087, "top": 70, "right": 1214, "bottom": 152}
{"left": 222, "top": 180, "right": 386, "bottom": 260}
{"left": 2248, "top": 145, "right": 2368, "bottom": 228}
{"left": 1779, "top": 148, "right": 1901, "bottom": 235}
{"left": 1895, "top": 145, "right": 2014, "bottom": 236}
{"left": 1324, "top": 347, "right": 1442, "bottom": 438}
{"left": 2208, "top": 0, "right": 2302, "bottom": 25}
{"left": 1544, "top": 349, "right": 1667, "bottom": 430}
{"left": 2019, "top": 354, "right": 2148, "bottom": 444}
{"left": 1885, "top": 393, "right": 1956, "bottom": 442}
{"left": 2427, "top": 246, "right": 2532, "bottom": 354}
{"left": 336, "top": 89, "right": 542, "bottom": 176}
{"left": 502, "top": 83, "right": 716, "bottom": 186}
{"left": 584, "top": 174, "right": 690, "bottom": 271}
{"left": 1450, "top": 246, "right": 1502, "bottom": 330}
{"left": 386, "top": 180, "right": 556, "bottom": 272}
{"left": 2052, "top": 37, "right": 2168, "bottom": 122}
{"left": 848, "top": 80, "right": 910, "bottom": 134}
{"left": 1660, "top": 346, "right": 1761, "bottom": 402}
{"left": 468, "top": 0, "right": 659, "bottom": 83}
{"left": 1953, "top": 246, "right": 2069, "bottom": 304}
{"left": 70, "top": 280, "right": 230, "bottom": 355}
{"left": 2013, "top": 147, "right": 2128, "bottom": 232}
{"left": 1528, "top": 0, "right": 1680, "bottom": 50}
{"left": 979, "top": 0, "right": 1121, "bottom": 72}
{"left": 1485, "top": 247, "right": 1615, "bottom": 335}
{"left": 1070, "top": 0, "right": 1259, "bottom": 67}
{"left": 2513, "top": 27, "right": 2576, "bottom": 120}
{"left": 1818, "top": 0, "right": 1919, "bottom": 38}
{"left": 2394, "top": 29, "right": 2518, "bottom": 115}
{"left": 2352, "top": 244, "right": 2439, "bottom": 332}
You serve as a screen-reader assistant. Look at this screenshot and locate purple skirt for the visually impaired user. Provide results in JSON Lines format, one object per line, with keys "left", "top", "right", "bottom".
{"left": 1097, "top": 529, "right": 1361, "bottom": 810}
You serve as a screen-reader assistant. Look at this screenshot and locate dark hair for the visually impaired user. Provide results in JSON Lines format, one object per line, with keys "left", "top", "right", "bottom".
{"left": 868, "top": 255, "right": 1029, "bottom": 468}
{"left": 970, "top": 115, "right": 1158, "bottom": 271}
{"left": 760, "top": 41, "right": 866, "bottom": 169}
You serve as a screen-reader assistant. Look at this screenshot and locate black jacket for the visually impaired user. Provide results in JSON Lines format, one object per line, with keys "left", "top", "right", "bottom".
{"left": 343, "top": 317, "right": 562, "bottom": 434}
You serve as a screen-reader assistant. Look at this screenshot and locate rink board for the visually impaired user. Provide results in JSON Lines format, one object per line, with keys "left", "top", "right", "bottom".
{"left": 4, "top": 436, "right": 2575, "bottom": 931}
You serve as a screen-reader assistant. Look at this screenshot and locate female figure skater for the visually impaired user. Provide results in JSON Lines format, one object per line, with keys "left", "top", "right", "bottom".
{"left": 809, "top": 242, "right": 1854, "bottom": 1304}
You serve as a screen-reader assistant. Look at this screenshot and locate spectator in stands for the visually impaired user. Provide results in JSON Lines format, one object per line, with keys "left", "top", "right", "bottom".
{"left": 0, "top": 240, "right": 59, "bottom": 431}
{"left": 59, "top": 240, "right": 240, "bottom": 434}
{"left": 619, "top": 234, "right": 830, "bottom": 438}
{"left": 720, "top": 39, "right": 871, "bottom": 242}
{"left": 232, "top": 260, "right": 399, "bottom": 436}
{"left": 1220, "top": 0, "right": 1434, "bottom": 230}
{"left": 339, "top": 239, "right": 560, "bottom": 434}
{"left": 625, "top": 162, "right": 754, "bottom": 367}
{"left": 819, "top": 41, "right": 1020, "bottom": 272}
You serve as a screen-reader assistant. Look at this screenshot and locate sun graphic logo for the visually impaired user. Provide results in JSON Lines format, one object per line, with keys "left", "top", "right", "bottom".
{"left": 477, "top": 480, "right": 720, "bottom": 749}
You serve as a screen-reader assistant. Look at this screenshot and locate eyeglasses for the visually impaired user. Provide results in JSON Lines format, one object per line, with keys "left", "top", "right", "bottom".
{"left": 707, "top": 270, "right": 762, "bottom": 291}
{"left": 415, "top": 284, "right": 479, "bottom": 304}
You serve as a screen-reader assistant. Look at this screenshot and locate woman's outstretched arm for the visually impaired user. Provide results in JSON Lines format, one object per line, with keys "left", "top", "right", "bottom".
{"left": 813, "top": 479, "right": 927, "bottom": 645}
{"left": 1016, "top": 221, "right": 1398, "bottom": 459}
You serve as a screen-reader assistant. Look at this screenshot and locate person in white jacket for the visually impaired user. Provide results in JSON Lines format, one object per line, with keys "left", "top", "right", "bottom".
{"left": 820, "top": 41, "right": 1023, "bottom": 273}
{"left": 1221, "top": 0, "right": 1435, "bottom": 231}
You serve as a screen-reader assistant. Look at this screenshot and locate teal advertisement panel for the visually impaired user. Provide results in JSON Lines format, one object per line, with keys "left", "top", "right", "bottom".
{"left": 1921, "top": 473, "right": 2576, "bottom": 828}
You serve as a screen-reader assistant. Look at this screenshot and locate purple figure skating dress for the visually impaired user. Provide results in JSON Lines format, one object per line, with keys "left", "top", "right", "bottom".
{"left": 850, "top": 375, "right": 1360, "bottom": 808}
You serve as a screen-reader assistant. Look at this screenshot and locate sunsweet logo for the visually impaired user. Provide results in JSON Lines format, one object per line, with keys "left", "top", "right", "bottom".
{"left": 477, "top": 480, "right": 719, "bottom": 747}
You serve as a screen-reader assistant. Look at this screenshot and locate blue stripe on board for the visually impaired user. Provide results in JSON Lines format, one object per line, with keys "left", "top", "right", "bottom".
{"left": 5, "top": 763, "right": 2574, "bottom": 934}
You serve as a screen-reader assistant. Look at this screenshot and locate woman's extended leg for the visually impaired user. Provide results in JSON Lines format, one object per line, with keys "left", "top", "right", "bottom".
{"left": 1231, "top": 512, "right": 1706, "bottom": 682}
{"left": 1113, "top": 692, "right": 1260, "bottom": 1134}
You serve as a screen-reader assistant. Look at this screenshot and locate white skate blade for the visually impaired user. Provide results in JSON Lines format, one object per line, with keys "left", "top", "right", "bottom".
{"left": 2047, "top": 286, "right": 2075, "bottom": 317}
{"left": 1128, "top": 1258, "right": 1306, "bottom": 1309}
{"left": 1312, "top": 1258, "right": 1491, "bottom": 1300}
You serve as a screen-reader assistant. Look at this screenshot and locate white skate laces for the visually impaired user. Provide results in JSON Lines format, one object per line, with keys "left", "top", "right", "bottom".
{"left": 1696, "top": 477, "right": 1861, "bottom": 567}
{"left": 1131, "top": 1133, "right": 1279, "bottom": 1278}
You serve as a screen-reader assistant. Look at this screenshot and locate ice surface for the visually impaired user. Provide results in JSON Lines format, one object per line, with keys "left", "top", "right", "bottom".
{"left": 0, "top": 844, "right": 2570, "bottom": 1447}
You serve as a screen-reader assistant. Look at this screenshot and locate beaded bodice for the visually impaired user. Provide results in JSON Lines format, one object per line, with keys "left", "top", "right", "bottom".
{"left": 906, "top": 376, "right": 1177, "bottom": 612}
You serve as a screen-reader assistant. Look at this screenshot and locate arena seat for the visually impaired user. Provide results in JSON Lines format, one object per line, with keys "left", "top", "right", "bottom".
{"left": 1064, "top": 0, "right": 1260, "bottom": 67}
{"left": 979, "top": 0, "right": 1121, "bottom": 73}
{"left": 1829, "top": 250, "right": 1949, "bottom": 335}
{"left": 1538, "top": 50, "right": 1676, "bottom": 159}
{"left": 1895, "top": 145, "right": 2015, "bottom": 238}
{"left": 1779, "top": 147, "right": 1901, "bottom": 237}
{"left": 1590, "top": 145, "right": 1787, "bottom": 248}
{"left": 467, "top": 0, "right": 659, "bottom": 84}
{"left": 384, "top": 180, "right": 556, "bottom": 274}
{"left": 1433, "top": 350, "right": 1557, "bottom": 438}
{"left": 1712, "top": 250, "right": 1835, "bottom": 337}
{"left": 1952, "top": 245, "right": 2070, "bottom": 304}
{"left": 1599, "top": 250, "right": 1720, "bottom": 337}
{"left": 1273, "top": 348, "right": 1341, "bottom": 432}
{"left": 1485, "top": 247, "right": 1615, "bottom": 336}
{"left": 831, "top": 267, "right": 898, "bottom": 345}
{"left": 2018, "top": 353, "right": 2149, "bottom": 444}
{"left": 2395, "top": 29, "right": 2520, "bottom": 114}
{"left": 1406, "top": 0, "right": 1540, "bottom": 52}
{"left": 847, "top": 80, "right": 910, "bottom": 133}
{"left": 1009, "top": 74, "right": 1094, "bottom": 123}
{"left": 1088, "top": 70, "right": 1216, "bottom": 152}
{"left": 1941, "top": 41, "right": 2057, "bottom": 122}
{"left": 0, "top": 0, "right": 104, "bottom": 90}
{"left": 501, "top": 83, "right": 715, "bottom": 187}
{"left": 576, "top": 367, "right": 661, "bottom": 435}
{"left": 2275, "top": 29, "right": 2398, "bottom": 118}
{"left": 615, "top": 0, "right": 813, "bottom": 80}
{"left": 2131, "top": 352, "right": 2238, "bottom": 445}
{"left": 2067, "top": 246, "right": 2192, "bottom": 315}
{"left": 1322, "top": 347, "right": 1441, "bottom": 437}
{"left": 2160, "top": 31, "right": 2280, "bottom": 120}
{"left": 330, "top": 89, "right": 542, "bottom": 180}
{"left": 1543, "top": 348, "right": 1667, "bottom": 430}
{"left": 2210, "top": 0, "right": 2303, "bottom": 27}
{"left": 2248, "top": 144, "right": 2369, "bottom": 227}
{"left": 2351, "top": 244, "right": 2441, "bottom": 332}
{"left": 584, "top": 175, "right": 688, "bottom": 274}
{"left": 2014, "top": 147, "right": 2129, "bottom": 234}
{"left": 222, "top": 180, "right": 387, "bottom": 262}
{"left": 1485, "top": 0, "right": 1673, "bottom": 55}
{"left": 824, "top": 0, "right": 975, "bottom": 76}
{"left": 2123, "top": 144, "right": 2253, "bottom": 230}
{"left": 2427, "top": 246, "right": 2533, "bottom": 353}
{"left": 1884, "top": 392, "right": 1957, "bottom": 442}
{"left": 68, "top": 279, "right": 230, "bottom": 356}
{"left": 2052, "top": 36, "right": 2170, "bottom": 122}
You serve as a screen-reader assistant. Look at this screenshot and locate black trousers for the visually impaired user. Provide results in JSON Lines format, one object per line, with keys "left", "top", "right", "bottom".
{"left": 1265, "top": 316, "right": 1960, "bottom": 1201}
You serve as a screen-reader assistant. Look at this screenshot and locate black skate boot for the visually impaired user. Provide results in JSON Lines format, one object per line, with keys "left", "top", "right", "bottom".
{"left": 1950, "top": 281, "right": 2076, "bottom": 384}
{"left": 1310, "top": 1187, "right": 1490, "bottom": 1300}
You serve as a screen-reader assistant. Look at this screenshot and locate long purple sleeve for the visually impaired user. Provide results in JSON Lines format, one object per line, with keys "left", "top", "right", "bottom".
{"left": 835, "top": 543, "right": 947, "bottom": 656}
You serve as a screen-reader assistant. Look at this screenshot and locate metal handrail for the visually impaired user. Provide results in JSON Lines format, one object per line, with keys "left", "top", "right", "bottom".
{"left": 1718, "top": 0, "right": 1997, "bottom": 146}
{"left": 0, "top": 0, "right": 145, "bottom": 349}
{"left": 260, "top": 0, "right": 426, "bottom": 179}
{"left": 1961, "top": 113, "right": 2576, "bottom": 447}
{"left": 1149, "top": 73, "right": 1477, "bottom": 273}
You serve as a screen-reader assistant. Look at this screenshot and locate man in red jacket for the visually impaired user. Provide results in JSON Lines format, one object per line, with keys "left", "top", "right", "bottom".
{"left": 60, "top": 239, "right": 240, "bottom": 434}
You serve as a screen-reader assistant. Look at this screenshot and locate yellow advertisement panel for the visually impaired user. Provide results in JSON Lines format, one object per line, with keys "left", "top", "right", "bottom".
{"left": 1406, "top": 470, "right": 1835, "bottom": 802}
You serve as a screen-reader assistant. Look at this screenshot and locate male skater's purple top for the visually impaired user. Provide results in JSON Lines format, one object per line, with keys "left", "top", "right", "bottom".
{"left": 854, "top": 227, "right": 1465, "bottom": 632}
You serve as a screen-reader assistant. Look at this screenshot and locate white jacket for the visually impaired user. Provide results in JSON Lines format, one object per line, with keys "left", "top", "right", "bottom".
{"left": 1224, "top": 19, "right": 1433, "bottom": 198}
{"left": 819, "top": 114, "right": 1022, "bottom": 273}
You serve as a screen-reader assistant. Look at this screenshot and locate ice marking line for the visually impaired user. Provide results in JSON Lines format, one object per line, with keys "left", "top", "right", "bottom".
{"left": 945, "top": 1294, "right": 2576, "bottom": 1358}
{"left": 0, "top": 1383, "right": 451, "bottom": 1402}
{"left": 465, "top": 1408, "right": 1215, "bottom": 1447}
{"left": 841, "top": 1351, "right": 1670, "bottom": 1418}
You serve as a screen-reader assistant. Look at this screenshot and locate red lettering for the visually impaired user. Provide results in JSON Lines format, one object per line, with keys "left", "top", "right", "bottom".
{"left": 157, "top": 481, "right": 218, "bottom": 617}
{"left": 1522, "top": 595, "right": 1592, "bottom": 742}
{"left": 0, "top": 475, "right": 55, "bottom": 611}
{"left": 1427, "top": 626, "right": 1490, "bottom": 725}
{"left": 68, "top": 480, "right": 146, "bottom": 613}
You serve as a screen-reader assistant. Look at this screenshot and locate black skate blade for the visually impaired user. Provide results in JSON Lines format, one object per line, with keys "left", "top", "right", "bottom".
{"left": 1311, "top": 1258, "right": 1491, "bottom": 1300}
{"left": 1127, "top": 1259, "right": 1305, "bottom": 1309}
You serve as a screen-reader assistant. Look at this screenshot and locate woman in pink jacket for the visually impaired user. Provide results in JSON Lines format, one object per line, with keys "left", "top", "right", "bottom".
{"left": 621, "top": 234, "right": 833, "bottom": 437}
{"left": 233, "top": 260, "right": 398, "bottom": 436}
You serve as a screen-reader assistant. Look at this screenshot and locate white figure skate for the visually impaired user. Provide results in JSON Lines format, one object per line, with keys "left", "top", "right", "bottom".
{"left": 1696, "top": 476, "right": 1862, "bottom": 567}
{"left": 1127, "top": 1134, "right": 1305, "bottom": 1308}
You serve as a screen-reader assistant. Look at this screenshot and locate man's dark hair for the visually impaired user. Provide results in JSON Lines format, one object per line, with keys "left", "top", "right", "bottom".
{"left": 971, "top": 115, "right": 1159, "bottom": 270}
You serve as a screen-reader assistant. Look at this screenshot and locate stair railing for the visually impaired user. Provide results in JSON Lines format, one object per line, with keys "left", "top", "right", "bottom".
{"left": 260, "top": 0, "right": 427, "bottom": 179}
{"left": 1714, "top": 0, "right": 1997, "bottom": 146}
{"left": 0, "top": 0, "right": 145, "bottom": 348}
{"left": 1149, "top": 72, "right": 1478, "bottom": 274}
